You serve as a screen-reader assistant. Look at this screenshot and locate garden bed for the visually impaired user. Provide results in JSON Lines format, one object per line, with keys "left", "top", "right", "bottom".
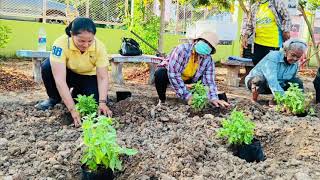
{"left": 1, "top": 96, "right": 320, "bottom": 179}
{"left": 1, "top": 60, "right": 320, "bottom": 179}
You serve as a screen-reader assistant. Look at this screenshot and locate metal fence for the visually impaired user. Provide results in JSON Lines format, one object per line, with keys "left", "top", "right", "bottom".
{"left": 0, "top": 0, "right": 215, "bottom": 30}
{"left": 0, "top": 0, "right": 127, "bottom": 25}
{"left": 164, "top": 3, "right": 216, "bottom": 34}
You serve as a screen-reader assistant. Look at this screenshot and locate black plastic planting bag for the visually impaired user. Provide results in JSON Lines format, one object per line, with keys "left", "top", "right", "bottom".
{"left": 233, "top": 138, "right": 265, "bottom": 163}
{"left": 81, "top": 165, "right": 114, "bottom": 180}
{"left": 119, "top": 38, "right": 142, "bottom": 56}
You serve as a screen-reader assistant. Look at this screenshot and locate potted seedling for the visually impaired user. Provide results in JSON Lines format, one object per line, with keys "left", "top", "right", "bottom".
{"left": 81, "top": 114, "right": 138, "bottom": 180}
{"left": 274, "top": 83, "right": 313, "bottom": 117}
{"left": 217, "top": 109, "right": 265, "bottom": 162}
{"left": 75, "top": 94, "right": 98, "bottom": 117}
{"left": 190, "top": 81, "right": 209, "bottom": 112}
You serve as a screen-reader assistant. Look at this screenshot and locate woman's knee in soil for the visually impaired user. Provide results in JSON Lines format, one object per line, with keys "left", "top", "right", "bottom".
{"left": 154, "top": 68, "right": 167, "bottom": 81}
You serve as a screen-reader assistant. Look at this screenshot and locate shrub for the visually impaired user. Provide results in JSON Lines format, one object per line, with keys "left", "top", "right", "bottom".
{"left": 274, "top": 83, "right": 313, "bottom": 115}
{"left": 81, "top": 114, "right": 138, "bottom": 171}
{"left": 0, "top": 23, "right": 11, "bottom": 48}
{"left": 190, "top": 81, "right": 209, "bottom": 111}
{"left": 75, "top": 94, "right": 98, "bottom": 117}
{"left": 217, "top": 109, "right": 255, "bottom": 145}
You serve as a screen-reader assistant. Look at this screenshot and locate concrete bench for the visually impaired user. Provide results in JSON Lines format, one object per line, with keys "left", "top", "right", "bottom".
{"left": 16, "top": 50, "right": 50, "bottom": 83}
{"left": 16, "top": 51, "right": 164, "bottom": 85}
{"left": 221, "top": 59, "right": 254, "bottom": 87}
{"left": 110, "top": 54, "right": 163, "bottom": 85}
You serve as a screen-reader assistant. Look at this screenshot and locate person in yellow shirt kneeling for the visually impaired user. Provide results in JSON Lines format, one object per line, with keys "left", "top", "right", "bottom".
{"left": 35, "top": 17, "right": 112, "bottom": 127}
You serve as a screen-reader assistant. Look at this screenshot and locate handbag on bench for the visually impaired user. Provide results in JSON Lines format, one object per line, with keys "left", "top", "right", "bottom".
{"left": 119, "top": 38, "right": 142, "bottom": 56}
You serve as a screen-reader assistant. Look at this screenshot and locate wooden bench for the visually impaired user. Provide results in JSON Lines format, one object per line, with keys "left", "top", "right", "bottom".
{"left": 221, "top": 59, "right": 254, "bottom": 87}
{"left": 16, "top": 50, "right": 50, "bottom": 83}
{"left": 110, "top": 54, "right": 163, "bottom": 85}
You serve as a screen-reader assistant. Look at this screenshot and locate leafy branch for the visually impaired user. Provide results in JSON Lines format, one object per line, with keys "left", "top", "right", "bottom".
{"left": 190, "top": 81, "right": 209, "bottom": 111}
{"left": 217, "top": 109, "right": 255, "bottom": 145}
{"left": 274, "top": 83, "right": 313, "bottom": 115}
{"left": 81, "top": 114, "right": 138, "bottom": 172}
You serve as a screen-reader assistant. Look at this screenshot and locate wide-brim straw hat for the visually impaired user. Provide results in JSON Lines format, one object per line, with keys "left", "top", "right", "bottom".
{"left": 196, "top": 32, "right": 219, "bottom": 54}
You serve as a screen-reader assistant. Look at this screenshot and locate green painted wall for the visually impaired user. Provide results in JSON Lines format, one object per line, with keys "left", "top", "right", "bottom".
{"left": 0, "top": 19, "right": 237, "bottom": 61}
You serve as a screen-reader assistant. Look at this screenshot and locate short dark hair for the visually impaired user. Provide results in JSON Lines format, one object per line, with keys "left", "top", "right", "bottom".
{"left": 65, "top": 17, "right": 96, "bottom": 37}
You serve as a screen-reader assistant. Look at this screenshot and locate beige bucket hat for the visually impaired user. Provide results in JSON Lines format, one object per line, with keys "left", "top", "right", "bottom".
{"left": 196, "top": 32, "right": 219, "bottom": 54}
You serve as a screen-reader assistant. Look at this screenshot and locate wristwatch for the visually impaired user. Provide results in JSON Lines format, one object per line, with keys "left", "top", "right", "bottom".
{"left": 98, "top": 99, "right": 107, "bottom": 104}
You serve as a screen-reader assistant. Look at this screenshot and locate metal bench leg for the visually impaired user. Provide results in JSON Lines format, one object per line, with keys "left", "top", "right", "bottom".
{"left": 226, "top": 66, "right": 240, "bottom": 87}
{"left": 148, "top": 63, "right": 156, "bottom": 84}
{"left": 111, "top": 61, "right": 123, "bottom": 84}
{"left": 32, "top": 58, "right": 42, "bottom": 83}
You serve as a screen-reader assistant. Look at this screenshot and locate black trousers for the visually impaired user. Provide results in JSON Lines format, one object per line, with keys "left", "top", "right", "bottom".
{"left": 247, "top": 75, "right": 304, "bottom": 94}
{"left": 253, "top": 43, "right": 280, "bottom": 65}
{"left": 154, "top": 67, "right": 194, "bottom": 103}
{"left": 314, "top": 67, "right": 320, "bottom": 103}
{"left": 41, "top": 58, "right": 99, "bottom": 102}
{"left": 243, "top": 44, "right": 254, "bottom": 59}
{"left": 154, "top": 67, "right": 170, "bottom": 103}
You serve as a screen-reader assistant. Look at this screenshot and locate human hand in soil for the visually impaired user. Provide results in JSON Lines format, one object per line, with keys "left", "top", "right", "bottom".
{"left": 187, "top": 96, "right": 193, "bottom": 105}
{"left": 251, "top": 85, "right": 259, "bottom": 102}
{"left": 210, "top": 99, "right": 230, "bottom": 108}
{"left": 98, "top": 103, "right": 113, "bottom": 117}
{"left": 268, "top": 99, "right": 276, "bottom": 107}
{"left": 70, "top": 110, "right": 81, "bottom": 127}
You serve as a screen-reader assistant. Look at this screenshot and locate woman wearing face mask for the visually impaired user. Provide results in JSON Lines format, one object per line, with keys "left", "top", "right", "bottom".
{"left": 35, "top": 17, "right": 112, "bottom": 127}
{"left": 154, "top": 32, "right": 229, "bottom": 108}
{"left": 245, "top": 39, "right": 307, "bottom": 102}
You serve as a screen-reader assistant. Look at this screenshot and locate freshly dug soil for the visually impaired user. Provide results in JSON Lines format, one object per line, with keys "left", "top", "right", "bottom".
{"left": 1, "top": 97, "right": 320, "bottom": 179}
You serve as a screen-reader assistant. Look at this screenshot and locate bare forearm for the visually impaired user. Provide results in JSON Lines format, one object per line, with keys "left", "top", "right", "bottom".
{"left": 97, "top": 74, "right": 108, "bottom": 102}
{"left": 56, "top": 82, "right": 75, "bottom": 110}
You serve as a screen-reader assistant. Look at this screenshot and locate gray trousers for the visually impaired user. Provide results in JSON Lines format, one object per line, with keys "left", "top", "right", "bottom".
{"left": 247, "top": 76, "right": 304, "bottom": 94}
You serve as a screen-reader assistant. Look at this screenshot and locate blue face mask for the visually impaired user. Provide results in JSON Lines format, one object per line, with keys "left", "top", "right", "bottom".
{"left": 194, "top": 40, "right": 212, "bottom": 55}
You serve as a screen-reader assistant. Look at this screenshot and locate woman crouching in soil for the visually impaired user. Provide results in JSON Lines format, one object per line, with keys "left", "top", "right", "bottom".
{"left": 154, "top": 32, "right": 229, "bottom": 108}
{"left": 245, "top": 38, "right": 307, "bottom": 103}
{"left": 35, "top": 17, "right": 112, "bottom": 127}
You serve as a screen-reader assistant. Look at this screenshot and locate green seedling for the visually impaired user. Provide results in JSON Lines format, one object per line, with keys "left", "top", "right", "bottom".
{"left": 190, "top": 81, "right": 209, "bottom": 111}
{"left": 75, "top": 94, "right": 98, "bottom": 117}
{"left": 217, "top": 109, "right": 255, "bottom": 145}
{"left": 81, "top": 114, "right": 138, "bottom": 172}
{"left": 274, "top": 83, "right": 313, "bottom": 115}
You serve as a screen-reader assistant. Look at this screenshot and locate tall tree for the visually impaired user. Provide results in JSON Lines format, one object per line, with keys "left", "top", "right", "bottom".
{"left": 298, "top": 0, "right": 320, "bottom": 66}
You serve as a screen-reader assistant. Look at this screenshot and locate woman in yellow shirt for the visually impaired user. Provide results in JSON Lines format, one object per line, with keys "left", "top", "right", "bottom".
{"left": 36, "top": 17, "right": 112, "bottom": 127}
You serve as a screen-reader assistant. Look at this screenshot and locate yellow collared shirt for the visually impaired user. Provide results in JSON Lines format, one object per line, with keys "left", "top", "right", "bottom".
{"left": 181, "top": 51, "right": 198, "bottom": 81}
{"left": 50, "top": 35, "right": 109, "bottom": 75}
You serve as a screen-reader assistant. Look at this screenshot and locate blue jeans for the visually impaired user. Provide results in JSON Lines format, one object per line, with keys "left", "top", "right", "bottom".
{"left": 41, "top": 58, "right": 99, "bottom": 102}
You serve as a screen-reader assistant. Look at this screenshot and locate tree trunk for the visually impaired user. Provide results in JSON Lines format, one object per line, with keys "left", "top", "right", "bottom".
{"left": 158, "top": 0, "right": 165, "bottom": 54}
{"left": 299, "top": 3, "right": 320, "bottom": 67}
{"left": 238, "top": 0, "right": 248, "bottom": 16}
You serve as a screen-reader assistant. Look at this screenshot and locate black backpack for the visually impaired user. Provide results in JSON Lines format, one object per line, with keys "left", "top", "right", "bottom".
{"left": 119, "top": 38, "right": 142, "bottom": 56}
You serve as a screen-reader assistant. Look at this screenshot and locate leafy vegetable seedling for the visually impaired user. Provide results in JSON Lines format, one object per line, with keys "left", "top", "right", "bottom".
{"left": 190, "top": 81, "right": 208, "bottom": 111}
{"left": 274, "top": 83, "right": 313, "bottom": 115}
{"left": 75, "top": 94, "right": 98, "bottom": 117}
{"left": 217, "top": 109, "right": 255, "bottom": 145}
{"left": 81, "top": 114, "right": 138, "bottom": 172}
